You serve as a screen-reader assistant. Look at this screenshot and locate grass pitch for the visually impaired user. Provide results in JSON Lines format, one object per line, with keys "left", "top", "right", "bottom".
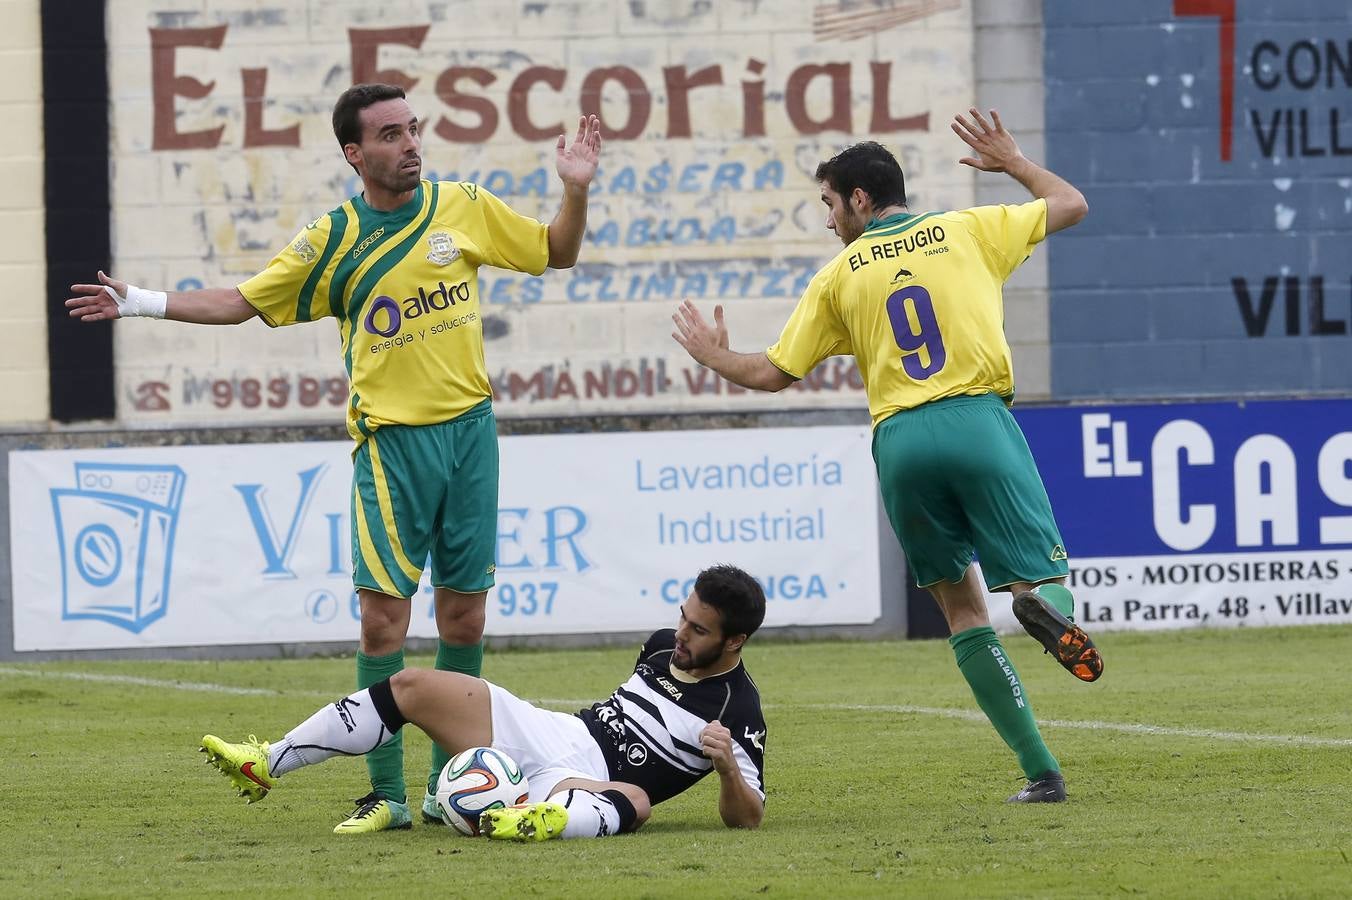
{"left": 3, "top": 625, "right": 1351, "bottom": 898}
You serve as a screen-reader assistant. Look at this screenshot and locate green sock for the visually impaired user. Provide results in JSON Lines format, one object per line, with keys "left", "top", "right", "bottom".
{"left": 950, "top": 626, "right": 1059, "bottom": 781}
{"left": 1035, "top": 583, "right": 1076, "bottom": 621}
{"left": 356, "top": 649, "right": 406, "bottom": 804}
{"left": 426, "top": 640, "right": 485, "bottom": 796}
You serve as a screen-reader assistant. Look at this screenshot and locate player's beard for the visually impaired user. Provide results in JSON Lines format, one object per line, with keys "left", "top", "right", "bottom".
{"left": 372, "top": 154, "right": 422, "bottom": 195}
{"left": 673, "top": 640, "right": 724, "bottom": 671}
{"left": 836, "top": 205, "right": 867, "bottom": 245}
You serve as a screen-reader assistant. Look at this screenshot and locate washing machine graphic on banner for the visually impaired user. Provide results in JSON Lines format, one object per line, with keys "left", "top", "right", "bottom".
{"left": 50, "top": 462, "right": 187, "bottom": 633}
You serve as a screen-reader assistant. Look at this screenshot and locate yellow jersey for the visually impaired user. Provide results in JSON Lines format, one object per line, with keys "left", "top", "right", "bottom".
{"left": 766, "top": 200, "right": 1047, "bottom": 426}
{"left": 238, "top": 180, "right": 549, "bottom": 442}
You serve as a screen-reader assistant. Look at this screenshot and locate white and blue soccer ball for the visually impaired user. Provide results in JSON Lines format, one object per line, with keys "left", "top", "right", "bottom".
{"left": 434, "top": 746, "right": 529, "bottom": 836}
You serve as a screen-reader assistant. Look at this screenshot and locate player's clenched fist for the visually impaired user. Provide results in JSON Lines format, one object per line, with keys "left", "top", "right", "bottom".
{"left": 699, "top": 720, "right": 736, "bottom": 774}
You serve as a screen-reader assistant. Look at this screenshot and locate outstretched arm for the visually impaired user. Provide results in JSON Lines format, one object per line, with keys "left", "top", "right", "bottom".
{"left": 951, "top": 107, "right": 1088, "bottom": 234}
{"left": 699, "top": 720, "right": 764, "bottom": 829}
{"left": 66, "top": 271, "right": 257, "bottom": 324}
{"left": 671, "top": 300, "right": 794, "bottom": 393}
{"left": 547, "top": 115, "right": 603, "bottom": 268}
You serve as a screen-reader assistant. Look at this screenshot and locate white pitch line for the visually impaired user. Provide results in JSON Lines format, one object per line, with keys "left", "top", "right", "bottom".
{"left": 0, "top": 666, "right": 296, "bottom": 697}
{"left": 809, "top": 703, "right": 1352, "bottom": 749}
{"left": 534, "top": 698, "right": 1352, "bottom": 748}
{"left": 3, "top": 673, "right": 1348, "bottom": 749}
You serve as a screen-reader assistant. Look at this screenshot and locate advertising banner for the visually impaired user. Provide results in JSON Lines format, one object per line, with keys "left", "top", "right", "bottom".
{"left": 9, "top": 426, "right": 880, "bottom": 651}
{"left": 1008, "top": 397, "right": 1352, "bottom": 631}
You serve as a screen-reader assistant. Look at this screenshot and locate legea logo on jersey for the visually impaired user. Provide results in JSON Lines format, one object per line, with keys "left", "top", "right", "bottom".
{"left": 363, "top": 280, "right": 473, "bottom": 338}
{"left": 50, "top": 463, "right": 186, "bottom": 633}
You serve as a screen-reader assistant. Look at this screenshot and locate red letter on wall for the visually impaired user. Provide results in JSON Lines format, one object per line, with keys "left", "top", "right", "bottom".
{"left": 580, "top": 67, "right": 651, "bottom": 140}
{"left": 508, "top": 66, "right": 567, "bottom": 140}
{"left": 785, "top": 63, "right": 852, "bottom": 135}
{"left": 869, "top": 62, "right": 928, "bottom": 133}
{"left": 1174, "top": 0, "right": 1235, "bottom": 161}
{"left": 663, "top": 64, "right": 722, "bottom": 139}
{"left": 150, "top": 26, "right": 228, "bottom": 150}
{"left": 435, "top": 68, "right": 499, "bottom": 142}
{"left": 349, "top": 26, "right": 430, "bottom": 90}
{"left": 242, "top": 69, "right": 300, "bottom": 147}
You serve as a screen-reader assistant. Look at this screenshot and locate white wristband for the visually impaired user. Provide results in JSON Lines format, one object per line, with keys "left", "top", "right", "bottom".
{"left": 104, "top": 283, "right": 168, "bottom": 319}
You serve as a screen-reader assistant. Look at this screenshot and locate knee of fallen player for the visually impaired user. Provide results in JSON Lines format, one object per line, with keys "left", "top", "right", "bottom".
{"left": 388, "top": 667, "right": 490, "bottom": 738}
{"left": 387, "top": 667, "right": 450, "bottom": 720}
{"left": 615, "top": 783, "right": 652, "bottom": 828}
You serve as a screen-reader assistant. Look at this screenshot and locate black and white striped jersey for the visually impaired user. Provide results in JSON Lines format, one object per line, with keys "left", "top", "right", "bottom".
{"left": 576, "top": 629, "right": 767, "bottom": 806}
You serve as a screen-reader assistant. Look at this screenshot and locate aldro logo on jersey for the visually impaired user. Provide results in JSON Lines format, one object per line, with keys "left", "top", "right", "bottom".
{"left": 363, "top": 281, "right": 473, "bottom": 338}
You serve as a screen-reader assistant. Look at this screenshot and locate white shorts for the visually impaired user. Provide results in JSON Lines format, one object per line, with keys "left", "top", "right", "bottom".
{"left": 487, "top": 682, "right": 611, "bottom": 803}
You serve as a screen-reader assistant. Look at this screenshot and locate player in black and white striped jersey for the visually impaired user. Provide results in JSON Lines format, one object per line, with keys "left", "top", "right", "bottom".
{"left": 201, "top": 565, "right": 767, "bottom": 840}
{"left": 578, "top": 621, "right": 767, "bottom": 811}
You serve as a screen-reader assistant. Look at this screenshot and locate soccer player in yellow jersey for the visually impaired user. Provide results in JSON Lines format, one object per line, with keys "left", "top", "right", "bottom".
{"left": 66, "top": 83, "right": 603, "bottom": 832}
{"left": 673, "top": 108, "right": 1097, "bottom": 803}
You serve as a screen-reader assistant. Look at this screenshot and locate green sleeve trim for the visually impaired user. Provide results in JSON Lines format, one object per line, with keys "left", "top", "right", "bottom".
{"left": 296, "top": 208, "right": 348, "bottom": 323}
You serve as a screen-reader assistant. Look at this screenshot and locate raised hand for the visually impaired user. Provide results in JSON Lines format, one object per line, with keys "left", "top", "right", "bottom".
{"left": 65, "top": 270, "right": 130, "bottom": 321}
{"left": 555, "top": 115, "right": 602, "bottom": 189}
{"left": 671, "top": 300, "right": 729, "bottom": 366}
{"left": 951, "top": 108, "right": 1025, "bottom": 173}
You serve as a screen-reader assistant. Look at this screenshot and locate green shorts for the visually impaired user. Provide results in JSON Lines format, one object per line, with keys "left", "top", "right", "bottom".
{"left": 351, "top": 399, "right": 498, "bottom": 598}
{"left": 871, "top": 393, "right": 1068, "bottom": 591}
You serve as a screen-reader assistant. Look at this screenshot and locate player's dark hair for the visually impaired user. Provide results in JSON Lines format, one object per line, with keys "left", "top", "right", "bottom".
{"left": 332, "top": 83, "right": 407, "bottom": 148}
{"left": 694, "top": 565, "right": 766, "bottom": 640}
{"left": 815, "top": 141, "right": 907, "bottom": 209}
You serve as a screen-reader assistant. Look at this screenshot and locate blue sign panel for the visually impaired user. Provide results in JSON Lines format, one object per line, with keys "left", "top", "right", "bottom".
{"left": 1009, "top": 398, "right": 1352, "bottom": 630}
{"left": 1016, "top": 397, "right": 1352, "bottom": 556}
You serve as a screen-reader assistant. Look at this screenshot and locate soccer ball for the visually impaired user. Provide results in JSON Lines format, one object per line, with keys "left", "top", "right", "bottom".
{"left": 433, "top": 746, "right": 529, "bottom": 836}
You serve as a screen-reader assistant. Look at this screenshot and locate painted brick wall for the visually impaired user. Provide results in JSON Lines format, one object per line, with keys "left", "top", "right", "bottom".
{"left": 1045, "top": 0, "right": 1352, "bottom": 399}
{"left": 974, "top": 0, "right": 1050, "bottom": 399}
{"left": 106, "top": 0, "right": 978, "bottom": 426}
{"left": 0, "top": 0, "right": 48, "bottom": 426}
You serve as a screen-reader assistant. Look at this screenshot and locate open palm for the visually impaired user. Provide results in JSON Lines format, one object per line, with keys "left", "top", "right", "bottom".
{"left": 951, "top": 108, "right": 1024, "bottom": 173}
{"left": 556, "top": 115, "right": 602, "bottom": 189}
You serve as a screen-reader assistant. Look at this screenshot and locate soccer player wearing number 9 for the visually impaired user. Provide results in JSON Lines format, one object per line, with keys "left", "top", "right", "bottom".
{"left": 672, "top": 108, "right": 1097, "bottom": 803}
{"left": 66, "top": 84, "right": 603, "bottom": 832}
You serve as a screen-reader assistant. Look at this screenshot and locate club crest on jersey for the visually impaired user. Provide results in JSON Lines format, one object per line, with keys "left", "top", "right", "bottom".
{"left": 290, "top": 235, "right": 318, "bottom": 263}
{"left": 426, "top": 232, "right": 460, "bottom": 266}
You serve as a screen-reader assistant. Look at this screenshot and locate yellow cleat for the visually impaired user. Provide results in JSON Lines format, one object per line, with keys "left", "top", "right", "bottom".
{"left": 200, "top": 734, "right": 273, "bottom": 803}
{"left": 332, "top": 793, "right": 412, "bottom": 834}
{"left": 479, "top": 802, "right": 568, "bottom": 842}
